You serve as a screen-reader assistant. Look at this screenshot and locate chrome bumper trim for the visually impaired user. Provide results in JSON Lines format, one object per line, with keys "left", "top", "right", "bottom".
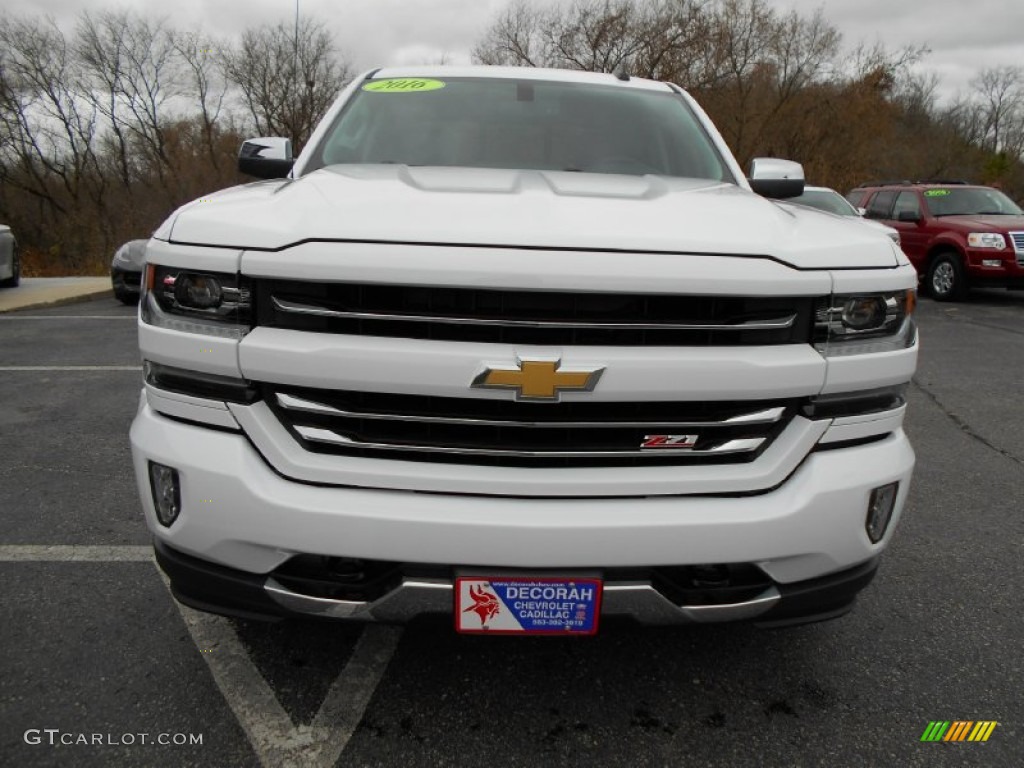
{"left": 264, "top": 577, "right": 781, "bottom": 625}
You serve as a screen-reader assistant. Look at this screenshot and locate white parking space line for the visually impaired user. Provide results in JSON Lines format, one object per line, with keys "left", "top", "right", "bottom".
{"left": 309, "top": 625, "right": 404, "bottom": 764}
{"left": 161, "top": 571, "right": 402, "bottom": 768}
{"left": 0, "top": 545, "right": 152, "bottom": 561}
{"left": 0, "top": 370, "right": 143, "bottom": 376}
{"left": 0, "top": 316, "right": 135, "bottom": 320}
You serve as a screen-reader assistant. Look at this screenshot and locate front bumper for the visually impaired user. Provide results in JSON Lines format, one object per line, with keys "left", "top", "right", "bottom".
{"left": 966, "top": 247, "right": 1024, "bottom": 287}
{"left": 155, "top": 538, "right": 880, "bottom": 628}
{"left": 132, "top": 397, "right": 914, "bottom": 626}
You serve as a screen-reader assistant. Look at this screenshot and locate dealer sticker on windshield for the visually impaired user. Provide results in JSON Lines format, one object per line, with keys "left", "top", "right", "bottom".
{"left": 456, "top": 577, "right": 602, "bottom": 635}
{"left": 362, "top": 78, "right": 446, "bottom": 93}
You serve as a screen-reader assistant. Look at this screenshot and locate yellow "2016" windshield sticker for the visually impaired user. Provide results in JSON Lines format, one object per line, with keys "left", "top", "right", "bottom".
{"left": 363, "top": 78, "right": 446, "bottom": 93}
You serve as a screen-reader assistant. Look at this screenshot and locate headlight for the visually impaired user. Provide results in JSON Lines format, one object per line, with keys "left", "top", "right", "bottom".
{"left": 174, "top": 273, "right": 224, "bottom": 309}
{"left": 141, "top": 265, "right": 251, "bottom": 337}
{"left": 967, "top": 232, "right": 1006, "bottom": 249}
{"left": 814, "top": 290, "right": 916, "bottom": 355}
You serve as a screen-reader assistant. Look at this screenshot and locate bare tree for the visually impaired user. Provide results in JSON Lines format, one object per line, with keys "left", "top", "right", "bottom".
{"left": 172, "top": 28, "right": 229, "bottom": 169}
{"left": 631, "top": 0, "right": 716, "bottom": 87}
{"left": 474, "top": 0, "right": 710, "bottom": 83}
{"left": 840, "top": 41, "right": 928, "bottom": 96}
{"left": 76, "top": 10, "right": 182, "bottom": 192}
{"left": 768, "top": 8, "right": 840, "bottom": 101}
{"left": 0, "top": 14, "right": 102, "bottom": 253}
{"left": 473, "top": 0, "right": 549, "bottom": 67}
{"left": 545, "top": 0, "right": 647, "bottom": 73}
{"left": 75, "top": 9, "right": 184, "bottom": 198}
{"left": 971, "top": 66, "right": 1024, "bottom": 156}
{"left": 221, "top": 17, "right": 350, "bottom": 152}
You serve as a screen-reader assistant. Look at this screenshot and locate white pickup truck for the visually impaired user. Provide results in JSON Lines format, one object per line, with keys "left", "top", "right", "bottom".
{"left": 132, "top": 66, "right": 918, "bottom": 633}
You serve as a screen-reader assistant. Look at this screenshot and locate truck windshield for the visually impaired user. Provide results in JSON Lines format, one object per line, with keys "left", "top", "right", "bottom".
{"left": 925, "top": 187, "right": 1023, "bottom": 216}
{"left": 307, "top": 77, "right": 735, "bottom": 182}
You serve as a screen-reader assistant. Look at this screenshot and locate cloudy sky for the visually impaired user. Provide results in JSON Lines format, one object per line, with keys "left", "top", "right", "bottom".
{"left": 6, "top": 0, "right": 1022, "bottom": 102}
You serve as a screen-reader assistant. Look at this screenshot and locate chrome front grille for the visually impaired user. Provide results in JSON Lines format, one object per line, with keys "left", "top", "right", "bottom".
{"left": 1010, "top": 231, "right": 1024, "bottom": 264}
{"left": 268, "top": 386, "right": 795, "bottom": 467}
{"left": 256, "top": 281, "right": 815, "bottom": 346}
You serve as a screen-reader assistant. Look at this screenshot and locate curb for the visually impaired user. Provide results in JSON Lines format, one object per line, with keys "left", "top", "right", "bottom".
{"left": 0, "top": 285, "right": 114, "bottom": 314}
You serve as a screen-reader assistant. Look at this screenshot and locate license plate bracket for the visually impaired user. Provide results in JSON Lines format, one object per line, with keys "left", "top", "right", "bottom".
{"left": 455, "top": 576, "right": 602, "bottom": 635}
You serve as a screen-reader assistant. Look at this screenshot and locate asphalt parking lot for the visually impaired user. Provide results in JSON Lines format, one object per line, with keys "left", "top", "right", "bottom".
{"left": 1, "top": 290, "right": 1021, "bottom": 767}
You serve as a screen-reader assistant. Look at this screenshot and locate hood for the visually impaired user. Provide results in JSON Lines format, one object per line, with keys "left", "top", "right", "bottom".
{"left": 859, "top": 217, "right": 898, "bottom": 234}
{"left": 935, "top": 214, "right": 1024, "bottom": 231}
{"left": 164, "top": 166, "right": 900, "bottom": 269}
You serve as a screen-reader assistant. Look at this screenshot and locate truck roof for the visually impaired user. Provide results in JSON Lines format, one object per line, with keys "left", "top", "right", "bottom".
{"left": 367, "top": 65, "right": 676, "bottom": 92}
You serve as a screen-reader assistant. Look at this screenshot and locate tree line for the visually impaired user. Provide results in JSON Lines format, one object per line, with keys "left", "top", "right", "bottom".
{"left": 0, "top": 10, "right": 348, "bottom": 273}
{"left": 1, "top": 0, "right": 1022, "bottom": 275}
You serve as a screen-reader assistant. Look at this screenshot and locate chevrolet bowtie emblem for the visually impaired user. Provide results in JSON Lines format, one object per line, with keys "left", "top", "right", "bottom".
{"left": 472, "top": 358, "right": 604, "bottom": 401}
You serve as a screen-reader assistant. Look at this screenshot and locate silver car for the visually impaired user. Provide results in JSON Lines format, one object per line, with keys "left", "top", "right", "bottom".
{"left": 786, "top": 186, "right": 901, "bottom": 245}
{"left": 0, "top": 225, "right": 19, "bottom": 288}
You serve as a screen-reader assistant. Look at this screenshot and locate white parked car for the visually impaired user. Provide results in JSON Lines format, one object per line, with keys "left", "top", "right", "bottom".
{"left": 0, "top": 225, "right": 19, "bottom": 288}
{"left": 784, "top": 185, "right": 902, "bottom": 245}
{"left": 132, "top": 67, "right": 917, "bottom": 633}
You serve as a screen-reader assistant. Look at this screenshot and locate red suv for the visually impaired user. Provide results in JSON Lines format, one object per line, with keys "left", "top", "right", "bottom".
{"left": 846, "top": 182, "right": 1024, "bottom": 300}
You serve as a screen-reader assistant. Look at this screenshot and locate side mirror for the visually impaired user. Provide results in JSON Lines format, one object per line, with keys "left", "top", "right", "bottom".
{"left": 897, "top": 210, "right": 922, "bottom": 223}
{"left": 748, "top": 158, "right": 805, "bottom": 199}
{"left": 856, "top": 207, "right": 867, "bottom": 217}
{"left": 238, "top": 137, "right": 294, "bottom": 179}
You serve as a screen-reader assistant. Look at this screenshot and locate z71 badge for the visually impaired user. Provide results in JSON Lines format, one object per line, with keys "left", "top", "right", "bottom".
{"left": 640, "top": 434, "right": 699, "bottom": 449}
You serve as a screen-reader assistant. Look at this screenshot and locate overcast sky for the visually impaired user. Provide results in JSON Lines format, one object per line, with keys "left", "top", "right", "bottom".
{"left": 5, "top": 0, "right": 1022, "bottom": 102}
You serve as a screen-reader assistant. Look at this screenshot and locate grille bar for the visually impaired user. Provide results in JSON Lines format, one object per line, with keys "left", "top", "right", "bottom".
{"left": 276, "top": 392, "right": 787, "bottom": 429}
{"left": 272, "top": 297, "right": 797, "bottom": 332}
{"left": 257, "top": 281, "right": 816, "bottom": 347}
{"left": 268, "top": 386, "right": 794, "bottom": 467}
{"left": 294, "top": 425, "right": 766, "bottom": 458}
{"left": 1010, "top": 231, "right": 1024, "bottom": 264}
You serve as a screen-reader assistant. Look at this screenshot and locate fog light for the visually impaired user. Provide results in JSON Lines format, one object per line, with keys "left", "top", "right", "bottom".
{"left": 148, "top": 461, "right": 181, "bottom": 527}
{"left": 866, "top": 482, "right": 899, "bottom": 543}
{"left": 981, "top": 259, "right": 1002, "bottom": 268}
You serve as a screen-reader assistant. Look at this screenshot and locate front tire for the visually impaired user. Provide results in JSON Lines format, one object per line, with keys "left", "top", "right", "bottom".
{"left": 927, "top": 252, "right": 968, "bottom": 301}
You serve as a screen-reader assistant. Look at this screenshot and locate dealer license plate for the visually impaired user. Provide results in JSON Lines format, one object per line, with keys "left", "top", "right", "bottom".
{"left": 455, "top": 577, "right": 602, "bottom": 635}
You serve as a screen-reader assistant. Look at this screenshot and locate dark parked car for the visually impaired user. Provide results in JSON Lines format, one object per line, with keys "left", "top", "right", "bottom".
{"left": 0, "top": 225, "right": 19, "bottom": 288}
{"left": 111, "top": 239, "right": 147, "bottom": 304}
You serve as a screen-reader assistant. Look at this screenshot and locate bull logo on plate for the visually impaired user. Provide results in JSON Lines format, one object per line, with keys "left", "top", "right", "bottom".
{"left": 463, "top": 584, "right": 502, "bottom": 627}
